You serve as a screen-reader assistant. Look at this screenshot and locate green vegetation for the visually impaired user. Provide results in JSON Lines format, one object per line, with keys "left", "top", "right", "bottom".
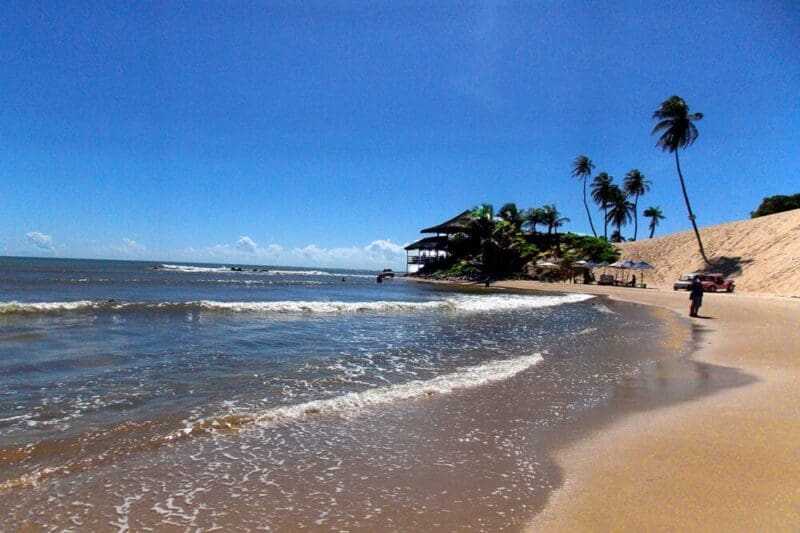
{"left": 750, "top": 194, "right": 800, "bottom": 218}
{"left": 418, "top": 95, "right": 720, "bottom": 279}
{"left": 418, "top": 203, "right": 618, "bottom": 280}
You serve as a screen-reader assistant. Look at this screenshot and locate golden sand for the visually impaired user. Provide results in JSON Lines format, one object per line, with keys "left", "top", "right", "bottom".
{"left": 617, "top": 208, "right": 800, "bottom": 297}
{"left": 487, "top": 282, "right": 800, "bottom": 531}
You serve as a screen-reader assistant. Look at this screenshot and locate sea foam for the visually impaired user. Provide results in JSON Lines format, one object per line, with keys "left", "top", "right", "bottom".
{"left": 178, "top": 353, "right": 544, "bottom": 436}
{"left": 158, "top": 264, "right": 372, "bottom": 277}
{"left": 0, "top": 293, "right": 593, "bottom": 316}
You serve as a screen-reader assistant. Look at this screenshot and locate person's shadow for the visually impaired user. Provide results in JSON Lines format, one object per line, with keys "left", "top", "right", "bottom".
{"left": 694, "top": 315, "right": 714, "bottom": 319}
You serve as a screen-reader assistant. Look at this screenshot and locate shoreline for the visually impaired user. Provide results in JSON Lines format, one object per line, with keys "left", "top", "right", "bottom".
{"left": 412, "top": 277, "right": 800, "bottom": 529}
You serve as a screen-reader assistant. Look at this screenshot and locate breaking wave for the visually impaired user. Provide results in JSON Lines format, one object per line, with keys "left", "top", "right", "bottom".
{"left": 157, "top": 264, "right": 374, "bottom": 278}
{"left": 0, "top": 353, "right": 544, "bottom": 491}
{"left": 177, "top": 353, "right": 544, "bottom": 435}
{"left": 0, "top": 294, "right": 593, "bottom": 316}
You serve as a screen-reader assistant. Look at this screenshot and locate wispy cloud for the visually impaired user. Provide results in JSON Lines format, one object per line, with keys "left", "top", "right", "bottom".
{"left": 26, "top": 231, "right": 54, "bottom": 252}
{"left": 201, "top": 237, "right": 406, "bottom": 270}
{"left": 122, "top": 237, "right": 146, "bottom": 254}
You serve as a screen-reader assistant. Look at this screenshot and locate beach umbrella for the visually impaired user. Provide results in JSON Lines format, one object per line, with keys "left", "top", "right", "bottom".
{"left": 620, "top": 260, "right": 637, "bottom": 282}
{"left": 608, "top": 260, "right": 627, "bottom": 281}
{"left": 571, "top": 260, "right": 588, "bottom": 268}
{"left": 632, "top": 261, "right": 654, "bottom": 286}
{"left": 537, "top": 261, "right": 559, "bottom": 269}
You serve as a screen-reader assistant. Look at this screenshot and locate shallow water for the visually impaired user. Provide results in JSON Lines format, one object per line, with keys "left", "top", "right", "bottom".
{"left": 0, "top": 257, "right": 745, "bottom": 530}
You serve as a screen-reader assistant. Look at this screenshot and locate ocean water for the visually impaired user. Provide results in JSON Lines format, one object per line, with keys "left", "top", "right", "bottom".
{"left": 0, "top": 257, "right": 676, "bottom": 529}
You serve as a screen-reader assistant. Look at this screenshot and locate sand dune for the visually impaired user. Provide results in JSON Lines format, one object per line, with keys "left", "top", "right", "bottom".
{"left": 617, "top": 208, "right": 800, "bottom": 297}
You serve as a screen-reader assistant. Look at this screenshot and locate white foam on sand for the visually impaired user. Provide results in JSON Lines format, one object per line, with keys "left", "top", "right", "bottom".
{"left": 177, "top": 353, "right": 544, "bottom": 436}
{"left": 0, "top": 293, "right": 593, "bottom": 315}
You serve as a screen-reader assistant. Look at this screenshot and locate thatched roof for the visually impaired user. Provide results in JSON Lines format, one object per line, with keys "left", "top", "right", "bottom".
{"left": 420, "top": 210, "right": 473, "bottom": 234}
{"left": 404, "top": 236, "right": 449, "bottom": 251}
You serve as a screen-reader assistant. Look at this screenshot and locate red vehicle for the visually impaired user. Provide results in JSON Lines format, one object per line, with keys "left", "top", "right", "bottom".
{"left": 699, "top": 273, "right": 735, "bottom": 293}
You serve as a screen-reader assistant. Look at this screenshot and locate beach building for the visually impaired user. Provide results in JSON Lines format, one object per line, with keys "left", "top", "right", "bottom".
{"left": 404, "top": 210, "right": 472, "bottom": 274}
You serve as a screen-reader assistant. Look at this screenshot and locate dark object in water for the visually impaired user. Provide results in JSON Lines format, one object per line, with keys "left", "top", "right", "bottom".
{"left": 231, "top": 267, "right": 243, "bottom": 272}
{"left": 377, "top": 274, "right": 383, "bottom": 283}
{"left": 341, "top": 277, "right": 346, "bottom": 282}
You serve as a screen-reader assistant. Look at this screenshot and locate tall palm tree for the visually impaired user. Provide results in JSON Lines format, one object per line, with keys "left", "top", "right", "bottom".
{"left": 498, "top": 202, "right": 524, "bottom": 231}
{"left": 622, "top": 169, "right": 651, "bottom": 241}
{"left": 605, "top": 186, "right": 635, "bottom": 241}
{"left": 643, "top": 206, "right": 665, "bottom": 238}
{"left": 571, "top": 155, "right": 597, "bottom": 237}
{"left": 590, "top": 172, "right": 614, "bottom": 240}
{"left": 652, "top": 96, "right": 710, "bottom": 265}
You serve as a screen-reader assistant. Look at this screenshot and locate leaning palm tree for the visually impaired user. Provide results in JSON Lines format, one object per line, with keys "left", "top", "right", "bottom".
{"left": 571, "top": 155, "right": 597, "bottom": 237}
{"left": 652, "top": 96, "right": 710, "bottom": 265}
{"left": 622, "top": 169, "right": 651, "bottom": 241}
{"left": 590, "top": 172, "right": 614, "bottom": 240}
{"left": 643, "top": 206, "right": 665, "bottom": 238}
{"left": 605, "top": 186, "right": 635, "bottom": 241}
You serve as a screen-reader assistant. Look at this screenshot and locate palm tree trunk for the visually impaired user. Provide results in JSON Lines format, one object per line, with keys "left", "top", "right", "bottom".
{"left": 603, "top": 206, "right": 608, "bottom": 240}
{"left": 633, "top": 194, "right": 639, "bottom": 241}
{"left": 649, "top": 221, "right": 655, "bottom": 239}
{"left": 583, "top": 181, "right": 597, "bottom": 237}
{"left": 675, "top": 151, "right": 711, "bottom": 265}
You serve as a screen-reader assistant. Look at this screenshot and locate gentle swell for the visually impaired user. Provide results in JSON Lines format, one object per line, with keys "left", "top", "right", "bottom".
{"left": 0, "top": 294, "right": 593, "bottom": 316}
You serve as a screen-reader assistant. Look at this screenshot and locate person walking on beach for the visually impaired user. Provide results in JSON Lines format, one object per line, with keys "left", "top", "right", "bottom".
{"left": 689, "top": 275, "right": 704, "bottom": 317}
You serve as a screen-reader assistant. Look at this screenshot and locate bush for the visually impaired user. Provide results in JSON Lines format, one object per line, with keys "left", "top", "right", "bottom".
{"left": 751, "top": 194, "right": 800, "bottom": 218}
{"left": 558, "top": 233, "right": 620, "bottom": 263}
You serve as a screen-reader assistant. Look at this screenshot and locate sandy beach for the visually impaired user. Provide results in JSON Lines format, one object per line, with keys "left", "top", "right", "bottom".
{"left": 489, "top": 281, "right": 800, "bottom": 530}
{"left": 411, "top": 277, "right": 799, "bottom": 529}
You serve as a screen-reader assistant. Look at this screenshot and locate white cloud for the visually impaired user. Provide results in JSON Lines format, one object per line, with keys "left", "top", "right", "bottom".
{"left": 200, "top": 236, "right": 406, "bottom": 270}
{"left": 286, "top": 239, "right": 407, "bottom": 270}
{"left": 236, "top": 235, "right": 258, "bottom": 253}
{"left": 206, "top": 238, "right": 283, "bottom": 260}
{"left": 26, "top": 231, "right": 54, "bottom": 252}
{"left": 122, "top": 237, "right": 146, "bottom": 254}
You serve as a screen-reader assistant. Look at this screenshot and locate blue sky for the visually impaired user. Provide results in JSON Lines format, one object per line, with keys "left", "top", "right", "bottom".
{"left": 2, "top": 1, "right": 798, "bottom": 269}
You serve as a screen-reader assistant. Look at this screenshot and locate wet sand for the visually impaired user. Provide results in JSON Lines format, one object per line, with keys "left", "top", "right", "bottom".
{"left": 477, "top": 281, "right": 800, "bottom": 530}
